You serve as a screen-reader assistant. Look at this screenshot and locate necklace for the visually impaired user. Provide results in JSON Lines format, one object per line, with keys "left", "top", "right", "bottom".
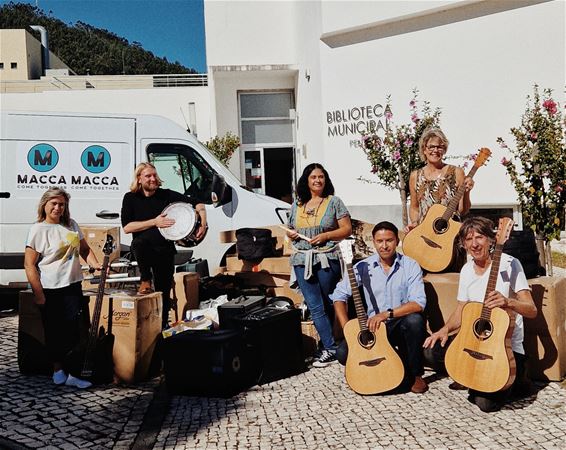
{"left": 303, "top": 197, "right": 324, "bottom": 223}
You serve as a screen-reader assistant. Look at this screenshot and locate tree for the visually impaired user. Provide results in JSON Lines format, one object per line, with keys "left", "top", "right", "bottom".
{"left": 359, "top": 89, "right": 442, "bottom": 227}
{"left": 497, "top": 85, "right": 566, "bottom": 276}
{"left": 0, "top": 2, "right": 198, "bottom": 75}
{"left": 205, "top": 132, "right": 240, "bottom": 166}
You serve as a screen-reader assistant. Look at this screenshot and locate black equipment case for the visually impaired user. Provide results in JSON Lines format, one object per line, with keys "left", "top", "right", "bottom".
{"left": 162, "top": 328, "right": 258, "bottom": 397}
{"left": 218, "top": 295, "right": 266, "bottom": 329}
{"left": 234, "top": 307, "right": 306, "bottom": 384}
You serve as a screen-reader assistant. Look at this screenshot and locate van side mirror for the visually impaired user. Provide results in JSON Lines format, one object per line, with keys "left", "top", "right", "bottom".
{"left": 211, "top": 173, "right": 231, "bottom": 207}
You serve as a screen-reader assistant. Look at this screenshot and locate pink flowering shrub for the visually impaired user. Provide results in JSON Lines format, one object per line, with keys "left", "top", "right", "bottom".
{"left": 360, "top": 89, "right": 441, "bottom": 226}
{"left": 497, "top": 84, "right": 566, "bottom": 244}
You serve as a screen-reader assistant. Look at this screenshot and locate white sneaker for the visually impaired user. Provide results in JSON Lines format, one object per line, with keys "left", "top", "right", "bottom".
{"left": 52, "top": 369, "right": 67, "bottom": 385}
{"left": 65, "top": 374, "right": 92, "bottom": 389}
{"left": 312, "top": 349, "right": 337, "bottom": 368}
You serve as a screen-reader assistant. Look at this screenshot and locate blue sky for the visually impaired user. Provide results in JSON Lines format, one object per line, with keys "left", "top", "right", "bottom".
{"left": 2, "top": 0, "right": 207, "bottom": 72}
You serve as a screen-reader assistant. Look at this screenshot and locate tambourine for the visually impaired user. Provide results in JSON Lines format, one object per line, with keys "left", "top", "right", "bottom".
{"left": 158, "top": 202, "right": 206, "bottom": 247}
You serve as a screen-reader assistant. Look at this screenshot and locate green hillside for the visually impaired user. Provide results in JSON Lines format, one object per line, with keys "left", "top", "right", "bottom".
{"left": 0, "top": 2, "right": 198, "bottom": 75}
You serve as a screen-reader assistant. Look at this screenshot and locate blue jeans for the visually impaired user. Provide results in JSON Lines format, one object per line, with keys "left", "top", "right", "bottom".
{"left": 294, "top": 260, "right": 341, "bottom": 351}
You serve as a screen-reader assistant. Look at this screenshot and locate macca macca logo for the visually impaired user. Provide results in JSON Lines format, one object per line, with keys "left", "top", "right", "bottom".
{"left": 18, "top": 143, "right": 119, "bottom": 190}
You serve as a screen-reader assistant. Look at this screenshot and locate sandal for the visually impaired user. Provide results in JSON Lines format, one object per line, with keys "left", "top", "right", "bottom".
{"left": 138, "top": 281, "right": 153, "bottom": 295}
{"left": 138, "top": 287, "right": 154, "bottom": 295}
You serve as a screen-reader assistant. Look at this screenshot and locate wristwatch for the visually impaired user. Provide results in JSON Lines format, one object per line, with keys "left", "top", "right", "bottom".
{"left": 387, "top": 308, "right": 394, "bottom": 319}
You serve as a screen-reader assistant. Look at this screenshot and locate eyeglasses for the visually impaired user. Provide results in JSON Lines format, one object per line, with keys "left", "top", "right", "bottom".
{"left": 426, "top": 145, "right": 446, "bottom": 151}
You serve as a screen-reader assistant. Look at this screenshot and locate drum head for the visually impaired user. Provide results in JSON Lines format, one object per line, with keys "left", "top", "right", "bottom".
{"left": 159, "top": 202, "right": 197, "bottom": 241}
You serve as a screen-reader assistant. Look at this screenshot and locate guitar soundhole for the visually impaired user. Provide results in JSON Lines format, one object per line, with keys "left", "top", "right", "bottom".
{"left": 433, "top": 218, "right": 448, "bottom": 234}
{"left": 473, "top": 318, "right": 493, "bottom": 340}
{"left": 358, "top": 330, "right": 375, "bottom": 348}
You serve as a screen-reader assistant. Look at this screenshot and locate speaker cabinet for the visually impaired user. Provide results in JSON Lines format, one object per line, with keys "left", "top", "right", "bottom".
{"left": 163, "top": 328, "right": 258, "bottom": 397}
{"left": 235, "top": 307, "right": 306, "bottom": 384}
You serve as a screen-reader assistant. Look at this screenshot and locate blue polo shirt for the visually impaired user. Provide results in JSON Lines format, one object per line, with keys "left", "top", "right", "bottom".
{"left": 330, "top": 252, "right": 426, "bottom": 317}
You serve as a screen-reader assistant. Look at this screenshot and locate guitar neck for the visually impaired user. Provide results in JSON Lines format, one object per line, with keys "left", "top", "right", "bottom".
{"left": 480, "top": 244, "right": 504, "bottom": 320}
{"left": 442, "top": 164, "right": 479, "bottom": 220}
{"left": 84, "top": 253, "right": 110, "bottom": 362}
{"left": 345, "top": 263, "right": 368, "bottom": 330}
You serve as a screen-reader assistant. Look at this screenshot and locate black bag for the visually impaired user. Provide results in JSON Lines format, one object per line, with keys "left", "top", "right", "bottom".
{"left": 235, "top": 228, "right": 276, "bottom": 260}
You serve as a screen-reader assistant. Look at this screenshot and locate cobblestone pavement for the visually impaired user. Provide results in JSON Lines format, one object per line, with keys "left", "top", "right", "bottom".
{"left": 1, "top": 314, "right": 566, "bottom": 450}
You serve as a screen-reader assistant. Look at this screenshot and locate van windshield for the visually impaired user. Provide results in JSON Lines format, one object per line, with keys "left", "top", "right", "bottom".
{"left": 147, "top": 144, "right": 216, "bottom": 204}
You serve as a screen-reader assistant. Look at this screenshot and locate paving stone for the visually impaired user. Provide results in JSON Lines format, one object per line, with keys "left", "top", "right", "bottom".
{"left": 1, "top": 315, "right": 566, "bottom": 449}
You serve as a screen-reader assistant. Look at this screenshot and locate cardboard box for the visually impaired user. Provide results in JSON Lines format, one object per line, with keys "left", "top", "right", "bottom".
{"left": 80, "top": 225, "right": 121, "bottom": 266}
{"left": 226, "top": 255, "right": 291, "bottom": 275}
{"left": 523, "top": 276, "right": 566, "bottom": 381}
{"left": 18, "top": 290, "right": 51, "bottom": 375}
{"left": 85, "top": 289, "right": 162, "bottom": 384}
{"left": 423, "top": 272, "right": 460, "bottom": 332}
{"left": 171, "top": 272, "right": 200, "bottom": 322}
{"left": 423, "top": 273, "right": 566, "bottom": 381}
{"left": 301, "top": 320, "right": 319, "bottom": 358}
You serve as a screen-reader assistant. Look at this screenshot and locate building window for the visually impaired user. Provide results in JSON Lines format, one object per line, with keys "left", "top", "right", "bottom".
{"left": 239, "top": 91, "right": 295, "bottom": 145}
{"left": 0, "top": 62, "right": 4, "bottom": 70}
{"left": 11, "top": 62, "right": 17, "bottom": 69}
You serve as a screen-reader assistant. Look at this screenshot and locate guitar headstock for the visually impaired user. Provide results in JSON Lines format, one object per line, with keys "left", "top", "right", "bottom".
{"left": 473, "top": 147, "right": 492, "bottom": 168}
{"left": 103, "top": 234, "right": 115, "bottom": 256}
{"left": 495, "top": 217, "right": 514, "bottom": 246}
{"left": 338, "top": 238, "right": 354, "bottom": 265}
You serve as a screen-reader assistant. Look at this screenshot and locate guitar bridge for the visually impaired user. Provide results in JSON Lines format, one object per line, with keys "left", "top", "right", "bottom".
{"left": 420, "top": 235, "right": 442, "bottom": 249}
{"left": 463, "top": 348, "right": 493, "bottom": 360}
{"left": 359, "top": 357, "right": 386, "bottom": 367}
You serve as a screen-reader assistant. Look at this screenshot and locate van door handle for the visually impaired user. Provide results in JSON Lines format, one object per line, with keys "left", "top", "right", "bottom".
{"left": 0, "top": 192, "right": 10, "bottom": 198}
{"left": 96, "top": 210, "right": 119, "bottom": 219}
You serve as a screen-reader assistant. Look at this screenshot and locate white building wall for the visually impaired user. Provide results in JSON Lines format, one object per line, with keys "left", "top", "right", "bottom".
{"left": 204, "top": 1, "right": 298, "bottom": 66}
{"left": 211, "top": 71, "right": 296, "bottom": 175}
{"left": 0, "top": 87, "right": 213, "bottom": 142}
{"left": 205, "top": 1, "right": 565, "bottom": 225}
{"left": 317, "top": 0, "right": 564, "bottom": 224}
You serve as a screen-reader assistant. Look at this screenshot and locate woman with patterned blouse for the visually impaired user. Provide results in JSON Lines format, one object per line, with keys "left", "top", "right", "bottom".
{"left": 286, "top": 163, "right": 352, "bottom": 368}
{"left": 405, "top": 127, "right": 474, "bottom": 234}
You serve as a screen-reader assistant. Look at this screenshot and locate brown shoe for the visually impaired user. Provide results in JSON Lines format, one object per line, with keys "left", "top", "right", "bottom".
{"left": 138, "top": 280, "right": 153, "bottom": 295}
{"left": 411, "top": 376, "right": 429, "bottom": 394}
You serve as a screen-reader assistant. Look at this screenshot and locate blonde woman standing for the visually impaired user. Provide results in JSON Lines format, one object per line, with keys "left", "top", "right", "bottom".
{"left": 24, "top": 188, "right": 100, "bottom": 389}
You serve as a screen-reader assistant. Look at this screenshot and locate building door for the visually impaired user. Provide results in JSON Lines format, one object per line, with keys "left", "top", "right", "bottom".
{"left": 264, "top": 147, "right": 293, "bottom": 204}
{"left": 239, "top": 91, "right": 295, "bottom": 203}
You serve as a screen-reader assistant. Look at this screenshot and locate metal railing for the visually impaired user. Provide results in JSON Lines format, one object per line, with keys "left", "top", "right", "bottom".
{"left": 0, "top": 73, "right": 208, "bottom": 93}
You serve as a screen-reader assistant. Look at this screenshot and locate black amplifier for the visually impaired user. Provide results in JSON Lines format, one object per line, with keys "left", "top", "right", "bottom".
{"left": 162, "top": 328, "right": 258, "bottom": 397}
{"left": 218, "top": 295, "right": 266, "bottom": 329}
{"left": 235, "top": 307, "right": 305, "bottom": 384}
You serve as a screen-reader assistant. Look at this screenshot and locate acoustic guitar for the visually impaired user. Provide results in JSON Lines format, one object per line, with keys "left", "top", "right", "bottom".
{"left": 338, "top": 240, "right": 404, "bottom": 395}
{"left": 444, "top": 218, "right": 516, "bottom": 393}
{"left": 402, "top": 148, "right": 492, "bottom": 272}
{"left": 80, "top": 234, "right": 116, "bottom": 384}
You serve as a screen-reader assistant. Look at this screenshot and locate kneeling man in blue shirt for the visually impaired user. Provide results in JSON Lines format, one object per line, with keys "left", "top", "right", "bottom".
{"left": 330, "top": 221, "right": 428, "bottom": 393}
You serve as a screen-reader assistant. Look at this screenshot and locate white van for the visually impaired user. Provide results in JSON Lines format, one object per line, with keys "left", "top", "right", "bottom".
{"left": 0, "top": 111, "right": 290, "bottom": 287}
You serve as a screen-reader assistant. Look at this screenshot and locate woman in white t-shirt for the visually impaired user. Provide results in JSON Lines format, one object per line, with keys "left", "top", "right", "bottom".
{"left": 24, "top": 188, "right": 101, "bottom": 389}
{"left": 424, "top": 216, "right": 537, "bottom": 412}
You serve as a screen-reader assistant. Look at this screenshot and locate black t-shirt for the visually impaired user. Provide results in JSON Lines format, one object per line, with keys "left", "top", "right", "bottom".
{"left": 121, "top": 188, "right": 197, "bottom": 250}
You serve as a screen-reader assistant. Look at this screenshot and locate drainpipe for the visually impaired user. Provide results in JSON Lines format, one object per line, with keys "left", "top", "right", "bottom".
{"left": 30, "top": 25, "right": 50, "bottom": 75}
